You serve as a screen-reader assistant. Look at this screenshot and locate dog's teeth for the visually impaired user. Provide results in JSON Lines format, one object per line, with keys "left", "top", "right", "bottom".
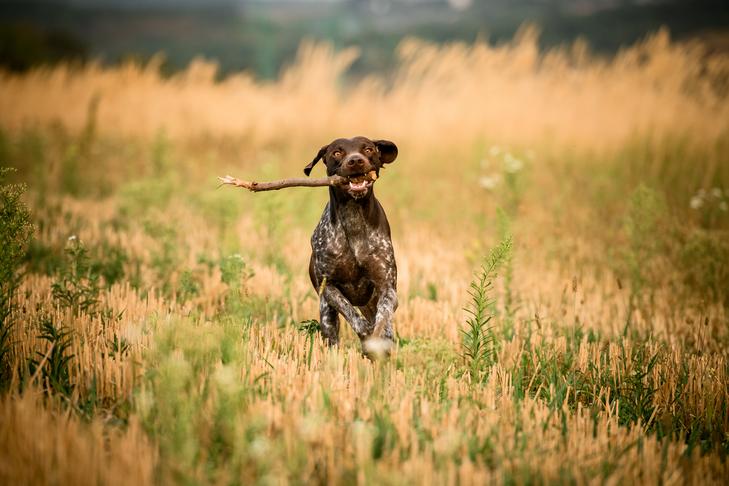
{"left": 349, "top": 180, "right": 367, "bottom": 190}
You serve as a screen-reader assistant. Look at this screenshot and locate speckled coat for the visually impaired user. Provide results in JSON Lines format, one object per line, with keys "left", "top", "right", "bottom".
{"left": 304, "top": 137, "right": 399, "bottom": 346}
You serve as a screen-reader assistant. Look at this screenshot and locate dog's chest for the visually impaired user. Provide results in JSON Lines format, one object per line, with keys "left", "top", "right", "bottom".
{"left": 312, "top": 203, "right": 392, "bottom": 281}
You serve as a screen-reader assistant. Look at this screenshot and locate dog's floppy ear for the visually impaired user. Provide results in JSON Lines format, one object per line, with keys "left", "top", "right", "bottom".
{"left": 374, "top": 140, "right": 398, "bottom": 165}
{"left": 303, "top": 145, "right": 328, "bottom": 176}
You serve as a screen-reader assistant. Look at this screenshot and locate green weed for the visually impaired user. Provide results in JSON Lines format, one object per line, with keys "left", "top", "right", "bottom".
{"left": 51, "top": 237, "right": 101, "bottom": 317}
{"left": 27, "top": 317, "right": 75, "bottom": 398}
{"left": 0, "top": 168, "right": 33, "bottom": 388}
{"left": 298, "top": 319, "right": 321, "bottom": 367}
{"left": 461, "top": 236, "right": 512, "bottom": 381}
{"left": 176, "top": 269, "right": 201, "bottom": 303}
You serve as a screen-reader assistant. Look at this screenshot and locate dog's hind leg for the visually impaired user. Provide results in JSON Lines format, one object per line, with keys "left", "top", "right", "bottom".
{"left": 319, "top": 298, "right": 340, "bottom": 346}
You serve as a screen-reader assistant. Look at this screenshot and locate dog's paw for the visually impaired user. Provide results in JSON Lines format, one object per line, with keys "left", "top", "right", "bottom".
{"left": 362, "top": 337, "right": 393, "bottom": 361}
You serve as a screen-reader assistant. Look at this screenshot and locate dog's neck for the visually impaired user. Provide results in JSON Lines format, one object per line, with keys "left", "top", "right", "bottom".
{"left": 328, "top": 187, "right": 379, "bottom": 230}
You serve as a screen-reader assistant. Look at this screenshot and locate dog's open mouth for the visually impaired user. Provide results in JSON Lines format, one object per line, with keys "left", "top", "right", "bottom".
{"left": 345, "top": 171, "right": 377, "bottom": 196}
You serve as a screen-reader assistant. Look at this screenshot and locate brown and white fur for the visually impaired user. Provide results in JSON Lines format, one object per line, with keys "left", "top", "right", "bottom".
{"left": 304, "top": 136, "right": 398, "bottom": 357}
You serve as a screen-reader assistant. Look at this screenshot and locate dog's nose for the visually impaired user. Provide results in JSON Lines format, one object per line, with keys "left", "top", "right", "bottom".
{"left": 344, "top": 155, "right": 366, "bottom": 171}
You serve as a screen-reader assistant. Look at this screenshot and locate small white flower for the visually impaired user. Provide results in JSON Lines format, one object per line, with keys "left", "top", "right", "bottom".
{"left": 488, "top": 146, "right": 501, "bottom": 156}
{"left": 213, "top": 365, "right": 237, "bottom": 389}
{"left": 689, "top": 196, "right": 704, "bottom": 210}
{"left": 711, "top": 187, "right": 723, "bottom": 198}
{"left": 720, "top": 201, "right": 728, "bottom": 212}
{"left": 503, "top": 154, "right": 524, "bottom": 173}
{"left": 68, "top": 235, "right": 78, "bottom": 242}
{"left": 479, "top": 175, "right": 500, "bottom": 190}
{"left": 249, "top": 437, "right": 270, "bottom": 459}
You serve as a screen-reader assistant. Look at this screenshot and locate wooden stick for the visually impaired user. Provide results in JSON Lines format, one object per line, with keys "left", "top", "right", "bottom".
{"left": 218, "top": 170, "right": 377, "bottom": 193}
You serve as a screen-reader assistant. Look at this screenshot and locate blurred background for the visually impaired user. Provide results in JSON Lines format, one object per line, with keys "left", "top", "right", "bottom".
{"left": 1, "top": 0, "right": 728, "bottom": 78}
{"left": 1, "top": 2, "right": 729, "bottom": 484}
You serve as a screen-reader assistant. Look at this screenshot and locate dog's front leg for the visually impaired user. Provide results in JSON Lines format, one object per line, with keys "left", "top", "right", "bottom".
{"left": 372, "top": 287, "right": 397, "bottom": 341}
{"left": 321, "top": 286, "right": 371, "bottom": 339}
{"left": 319, "top": 298, "right": 340, "bottom": 346}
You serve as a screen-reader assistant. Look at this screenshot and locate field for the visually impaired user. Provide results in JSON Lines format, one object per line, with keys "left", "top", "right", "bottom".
{"left": 1, "top": 28, "right": 729, "bottom": 484}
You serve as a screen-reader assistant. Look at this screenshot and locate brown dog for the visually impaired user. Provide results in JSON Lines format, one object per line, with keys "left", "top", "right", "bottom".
{"left": 305, "top": 136, "right": 398, "bottom": 356}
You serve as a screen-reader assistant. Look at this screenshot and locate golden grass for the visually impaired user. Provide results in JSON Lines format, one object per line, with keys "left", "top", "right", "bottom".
{"left": 1, "top": 26, "right": 728, "bottom": 484}
{"left": 3, "top": 205, "right": 727, "bottom": 483}
{"left": 0, "top": 390, "right": 157, "bottom": 486}
{"left": 1, "top": 27, "right": 727, "bottom": 151}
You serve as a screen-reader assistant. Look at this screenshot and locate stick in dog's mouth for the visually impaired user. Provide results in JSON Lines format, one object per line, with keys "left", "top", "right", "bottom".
{"left": 346, "top": 170, "right": 378, "bottom": 192}
{"left": 218, "top": 170, "right": 379, "bottom": 193}
{"left": 346, "top": 170, "right": 377, "bottom": 197}
{"left": 346, "top": 170, "right": 378, "bottom": 183}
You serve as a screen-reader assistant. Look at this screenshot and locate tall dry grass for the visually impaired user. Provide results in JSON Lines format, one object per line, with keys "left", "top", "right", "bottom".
{"left": 1, "top": 27, "right": 727, "bottom": 151}
{"left": 0, "top": 390, "right": 157, "bottom": 486}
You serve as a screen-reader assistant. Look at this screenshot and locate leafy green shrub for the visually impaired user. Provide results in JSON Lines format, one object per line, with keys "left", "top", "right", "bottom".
{"left": 461, "top": 237, "right": 511, "bottom": 381}
{"left": 219, "top": 253, "right": 253, "bottom": 289}
{"left": 298, "top": 319, "right": 321, "bottom": 367}
{"left": 176, "top": 269, "right": 201, "bottom": 303}
{"left": 28, "top": 317, "right": 75, "bottom": 398}
{"left": 51, "top": 236, "right": 101, "bottom": 317}
{"left": 0, "top": 168, "right": 33, "bottom": 388}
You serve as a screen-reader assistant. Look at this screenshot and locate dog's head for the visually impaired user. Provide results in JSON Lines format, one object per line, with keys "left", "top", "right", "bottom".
{"left": 303, "top": 136, "right": 398, "bottom": 199}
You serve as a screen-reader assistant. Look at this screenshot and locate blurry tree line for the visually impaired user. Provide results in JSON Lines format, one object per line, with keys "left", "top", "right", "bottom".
{"left": 0, "top": 0, "right": 727, "bottom": 77}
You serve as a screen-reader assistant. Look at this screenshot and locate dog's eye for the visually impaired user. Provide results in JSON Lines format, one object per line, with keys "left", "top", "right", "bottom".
{"left": 333, "top": 150, "right": 343, "bottom": 158}
{"left": 363, "top": 147, "right": 373, "bottom": 155}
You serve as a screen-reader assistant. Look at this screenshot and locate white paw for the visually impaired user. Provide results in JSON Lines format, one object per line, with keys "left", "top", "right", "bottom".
{"left": 362, "top": 337, "right": 393, "bottom": 360}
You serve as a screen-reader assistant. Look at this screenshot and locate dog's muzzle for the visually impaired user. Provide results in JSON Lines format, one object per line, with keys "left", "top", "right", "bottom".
{"left": 343, "top": 171, "right": 377, "bottom": 198}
